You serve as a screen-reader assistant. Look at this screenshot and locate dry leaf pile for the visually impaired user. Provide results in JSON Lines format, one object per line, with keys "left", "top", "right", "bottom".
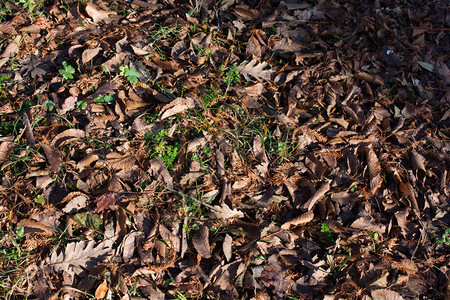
{"left": 0, "top": 0, "right": 448, "bottom": 299}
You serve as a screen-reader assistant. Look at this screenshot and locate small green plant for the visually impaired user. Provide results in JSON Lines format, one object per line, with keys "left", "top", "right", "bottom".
{"left": 368, "top": 231, "right": 379, "bottom": 252}
{"left": 59, "top": 61, "right": 75, "bottom": 81}
{"left": 119, "top": 65, "right": 140, "bottom": 83}
{"left": 321, "top": 223, "right": 335, "bottom": 242}
{"left": 34, "top": 195, "right": 45, "bottom": 204}
{"left": 76, "top": 101, "right": 87, "bottom": 110}
{"left": 223, "top": 65, "right": 240, "bottom": 91}
{"left": 434, "top": 228, "right": 450, "bottom": 246}
{"left": 145, "top": 129, "right": 181, "bottom": 169}
{"left": 43, "top": 100, "right": 56, "bottom": 111}
{"left": 94, "top": 93, "right": 116, "bottom": 104}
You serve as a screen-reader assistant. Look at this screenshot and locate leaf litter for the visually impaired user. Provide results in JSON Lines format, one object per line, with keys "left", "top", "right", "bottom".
{"left": 0, "top": 0, "right": 448, "bottom": 299}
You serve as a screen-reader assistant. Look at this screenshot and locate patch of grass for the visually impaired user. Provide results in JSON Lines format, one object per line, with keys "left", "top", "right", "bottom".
{"left": 201, "top": 88, "right": 218, "bottom": 108}
{"left": 326, "top": 248, "right": 351, "bottom": 275}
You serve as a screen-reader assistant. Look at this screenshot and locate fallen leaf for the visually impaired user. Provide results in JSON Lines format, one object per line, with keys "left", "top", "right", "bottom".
{"left": 192, "top": 225, "right": 211, "bottom": 258}
{"left": 95, "top": 280, "right": 108, "bottom": 299}
{"left": 0, "top": 141, "right": 14, "bottom": 164}
{"left": 301, "top": 181, "right": 331, "bottom": 211}
{"left": 366, "top": 145, "right": 382, "bottom": 194}
{"left": 82, "top": 47, "right": 101, "bottom": 64}
{"left": 95, "top": 193, "right": 116, "bottom": 213}
{"left": 158, "top": 97, "right": 200, "bottom": 120}
{"left": 42, "top": 238, "right": 116, "bottom": 276}
{"left": 371, "top": 289, "right": 404, "bottom": 300}
{"left": 212, "top": 204, "right": 244, "bottom": 220}
{"left": 240, "top": 59, "right": 273, "bottom": 82}
{"left": 41, "top": 143, "right": 61, "bottom": 172}
{"left": 281, "top": 210, "right": 314, "bottom": 229}
{"left": 223, "top": 234, "right": 233, "bottom": 261}
{"left": 85, "top": 2, "right": 117, "bottom": 24}
{"left": 51, "top": 129, "right": 85, "bottom": 148}
{"left": 17, "top": 219, "right": 55, "bottom": 236}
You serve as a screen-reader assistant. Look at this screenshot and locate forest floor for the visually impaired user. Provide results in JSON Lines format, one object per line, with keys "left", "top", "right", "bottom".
{"left": 0, "top": 0, "right": 449, "bottom": 299}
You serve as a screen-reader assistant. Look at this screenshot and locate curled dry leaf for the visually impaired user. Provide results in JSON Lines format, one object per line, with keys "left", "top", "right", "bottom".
{"left": 82, "top": 47, "right": 101, "bottom": 64}
{"left": 51, "top": 129, "right": 86, "bottom": 148}
{"left": 301, "top": 181, "right": 331, "bottom": 211}
{"left": 365, "top": 145, "right": 382, "bottom": 194}
{"left": 85, "top": 2, "right": 117, "bottom": 24}
{"left": 223, "top": 234, "right": 233, "bottom": 261}
{"left": 281, "top": 210, "right": 314, "bottom": 229}
{"left": 354, "top": 72, "right": 384, "bottom": 85}
{"left": 211, "top": 204, "right": 244, "bottom": 220}
{"left": 158, "top": 97, "right": 200, "bottom": 121}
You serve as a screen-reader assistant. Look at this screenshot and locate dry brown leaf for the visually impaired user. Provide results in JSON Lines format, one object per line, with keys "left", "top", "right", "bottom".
{"left": 41, "top": 143, "right": 61, "bottom": 172}
{"left": 212, "top": 204, "right": 244, "bottom": 220}
{"left": 51, "top": 129, "right": 85, "bottom": 148}
{"left": 149, "top": 158, "right": 173, "bottom": 188}
{"left": 60, "top": 96, "right": 77, "bottom": 114}
{"left": 95, "top": 280, "right": 108, "bottom": 299}
{"left": 42, "top": 238, "right": 115, "bottom": 276}
{"left": 62, "top": 195, "right": 88, "bottom": 214}
{"left": 17, "top": 219, "right": 55, "bottom": 236}
{"left": 0, "top": 23, "right": 17, "bottom": 35}
{"left": 0, "top": 141, "right": 14, "bottom": 164}
{"left": 409, "top": 150, "right": 426, "bottom": 172}
{"left": 240, "top": 59, "right": 273, "bottom": 82}
{"left": 0, "top": 35, "right": 21, "bottom": 68}
{"left": 366, "top": 145, "right": 382, "bottom": 194}
{"left": 351, "top": 217, "right": 385, "bottom": 234}
{"left": 281, "top": 210, "right": 314, "bottom": 229}
{"left": 105, "top": 152, "right": 135, "bottom": 172}
{"left": 82, "top": 47, "right": 101, "bottom": 64}
{"left": 158, "top": 97, "right": 200, "bottom": 120}
{"left": 435, "top": 61, "right": 450, "bottom": 85}
{"left": 301, "top": 181, "right": 331, "bottom": 211}
{"left": 95, "top": 193, "right": 116, "bottom": 213}
{"left": 354, "top": 72, "right": 384, "bottom": 85}
{"left": 85, "top": 2, "right": 117, "bottom": 24}
{"left": 234, "top": 5, "right": 259, "bottom": 20}
{"left": 192, "top": 225, "right": 211, "bottom": 259}
{"left": 223, "top": 234, "right": 233, "bottom": 262}
{"left": 371, "top": 289, "right": 404, "bottom": 300}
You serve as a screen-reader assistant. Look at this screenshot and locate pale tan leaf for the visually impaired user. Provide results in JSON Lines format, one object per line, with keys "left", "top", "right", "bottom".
{"left": 192, "top": 225, "right": 211, "bottom": 258}
{"left": 60, "top": 96, "right": 77, "bottom": 114}
{"left": 95, "top": 280, "right": 108, "bottom": 299}
{"left": 51, "top": 129, "right": 85, "bottom": 148}
{"left": 240, "top": 59, "right": 273, "bottom": 82}
{"left": 77, "top": 154, "right": 99, "bottom": 169}
{"left": 366, "top": 145, "right": 382, "bottom": 194}
{"left": 105, "top": 152, "right": 135, "bottom": 172}
{"left": 212, "top": 204, "right": 244, "bottom": 220}
{"left": 62, "top": 195, "right": 88, "bottom": 214}
{"left": 371, "top": 289, "right": 404, "bottom": 300}
{"left": 281, "top": 210, "right": 314, "bottom": 229}
{"left": 82, "top": 47, "right": 101, "bottom": 64}
{"left": 223, "top": 234, "right": 232, "bottom": 262}
{"left": 0, "top": 141, "right": 14, "bottom": 164}
{"left": 85, "top": 2, "right": 117, "bottom": 24}
{"left": 42, "top": 238, "right": 115, "bottom": 275}
{"left": 0, "top": 23, "right": 17, "bottom": 35}
{"left": 351, "top": 217, "right": 386, "bottom": 234}
{"left": 158, "top": 97, "right": 200, "bottom": 120}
